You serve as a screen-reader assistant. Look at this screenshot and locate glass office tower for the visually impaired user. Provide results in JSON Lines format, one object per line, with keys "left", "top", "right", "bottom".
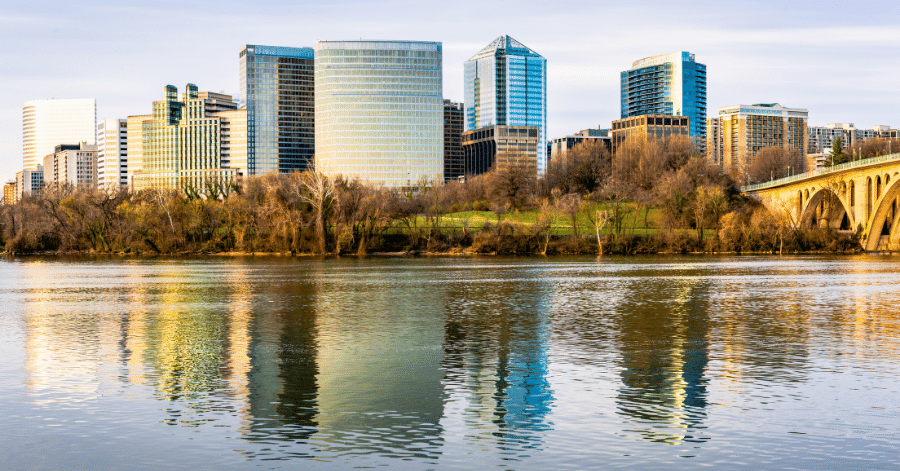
{"left": 314, "top": 40, "right": 443, "bottom": 187}
{"left": 464, "top": 36, "right": 547, "bottom": 173}
{"left": 239, "top": 45, "right": 315, "bottom": 174}
{"left": 620, "top": 52, "right": 707, "bottom": 145}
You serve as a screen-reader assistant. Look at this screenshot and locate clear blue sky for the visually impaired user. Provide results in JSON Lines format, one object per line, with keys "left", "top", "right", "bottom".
{"left": 2, "top": 0, "right": 899, "bottom": 182}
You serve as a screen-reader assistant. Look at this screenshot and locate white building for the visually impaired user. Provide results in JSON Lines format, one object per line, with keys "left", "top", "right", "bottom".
{"left": 314, "top": 40, "right": 443, "bottom": 187}
{"left": 97, "top": 119, "right": 128, "bottom": 189}
{"left": 15, "top": 166, "right": 44, "bottom": 200}
{"left": 22, "top": 99, "right": 96, "bottom": 171}
{"left": 43, "top": 142, "right": 98, "bottom": 188}
{"left": 808, "top": 123, "right": 897, "bottom": 154}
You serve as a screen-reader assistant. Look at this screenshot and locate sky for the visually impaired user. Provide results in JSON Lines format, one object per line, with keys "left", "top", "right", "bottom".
{"left": 2, "top": 0, "right": 900, "bottom": 182}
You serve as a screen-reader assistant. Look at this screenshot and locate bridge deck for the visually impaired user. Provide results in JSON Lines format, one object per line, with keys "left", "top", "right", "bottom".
{"left": 742, "top": 153, "right": 900, "bottom": 192}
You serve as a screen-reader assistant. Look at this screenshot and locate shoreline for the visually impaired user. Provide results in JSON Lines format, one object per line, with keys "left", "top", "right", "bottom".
{"left": 1, "top": 248, "right": 874, "bottom": 258}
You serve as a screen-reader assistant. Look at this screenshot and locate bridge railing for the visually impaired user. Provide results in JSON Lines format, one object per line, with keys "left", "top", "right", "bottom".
{"left": 742, "top": 153, "right": 900, "bottom": 192}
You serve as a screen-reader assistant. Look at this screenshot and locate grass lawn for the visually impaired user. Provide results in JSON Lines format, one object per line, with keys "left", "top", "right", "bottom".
{"left": 388, "top": 202, "right": 666, "bottom": 236}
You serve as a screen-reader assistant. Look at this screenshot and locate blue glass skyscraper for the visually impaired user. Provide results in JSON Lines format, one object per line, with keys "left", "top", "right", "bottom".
{"left": 620, "top": 52, "right": 707, "bottom": 145}
{"left": 239, "top": 45, "right": 315, "bottom": 174}
{"left": 464, "top": 36, "right": 547, "bottom": 173}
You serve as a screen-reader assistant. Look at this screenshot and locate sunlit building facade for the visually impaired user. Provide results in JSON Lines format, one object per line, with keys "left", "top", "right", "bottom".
{"left": 239, "top": 45, "right": 315, "bottom": 174}
{"left": 314, "top": 40, "right": 443, "bottom": 187}
{"left": 22, "top": 98, "right": 96, "bottom": 171}
{"left": 43, "top": 142, "right": 98, "bottom": 188}
{"left": 611, "top": 115, "right": 689, "bottom": 152}
{"left": 125, "top": 115, "right": 151, "bottom": 190}
{"left": 3, "top": 181, "right": 15, "bottom": 205}
{"left": 464, "top": 36, "right": 547, "bottom": 173}
{"left": 710, "top": 103, "right": 808, "bottom": 179}
{"left": 97, "top": 119, "right": 128, "bottom": 189}
{"left": 621, "top": 52, "right": 706, "bottom": 150}
{"left": 15, "top": 166, "right": 44, "bottom": 200}
{"left": 133, "top": 84, "right": 247, "bottom": 192}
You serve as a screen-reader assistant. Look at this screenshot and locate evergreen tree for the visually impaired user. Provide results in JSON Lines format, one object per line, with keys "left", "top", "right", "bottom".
{"left": 829, "top": 137, "right": 848, "bottom": 166}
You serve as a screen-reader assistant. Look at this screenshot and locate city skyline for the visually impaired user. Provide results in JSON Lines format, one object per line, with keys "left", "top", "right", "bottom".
{"left": 3, "top": 0, "right": 900, "bottom": 182}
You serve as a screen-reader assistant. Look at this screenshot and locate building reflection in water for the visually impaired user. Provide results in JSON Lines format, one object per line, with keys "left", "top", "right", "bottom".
{"left": 22, "top": 262, "right": 116, "bottom": 399}
{"left": 310, "top": 261, "right": 446, "bottom": 461}
{"left": 441, "top": 265, "right": 554, "bottom": 456}
{"left": 242, "top": 263, "right": 320, "bottom": 446}
{"left": 615, "top": 272, "right": 710, "bottom": 445}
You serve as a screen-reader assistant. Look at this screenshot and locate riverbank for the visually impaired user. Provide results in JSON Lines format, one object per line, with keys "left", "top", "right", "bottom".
{"left": 3, "top": 230, "right": 863, "bottom": 257}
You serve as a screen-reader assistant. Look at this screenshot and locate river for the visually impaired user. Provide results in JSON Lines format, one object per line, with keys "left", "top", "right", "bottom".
{"left": 1, "top": 255, "right": 899, "bottom": 469}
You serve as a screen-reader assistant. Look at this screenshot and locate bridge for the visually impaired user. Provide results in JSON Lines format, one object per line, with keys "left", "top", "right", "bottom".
{"left": 743, "top": 153, "right": 900, "bottom": 251}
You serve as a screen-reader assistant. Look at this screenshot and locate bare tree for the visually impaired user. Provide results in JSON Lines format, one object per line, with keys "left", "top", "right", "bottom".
{"left": 849, "top": 137, "right": 900, "bottom": 160}
{"left": 295, "top": 171, "right": 334, "bottom": 254}
{"left": 745, "top": 146, "right": 799, "bottom": 185}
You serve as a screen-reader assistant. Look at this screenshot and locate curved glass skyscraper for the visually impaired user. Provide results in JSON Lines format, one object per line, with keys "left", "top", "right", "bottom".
{"left": 314, "top": 40, "right": 443, "bottom": 187}
{"left": 620, "top": 52, "right": 707, "bottom": 146}
{"left": 464, "top": 36, "right": 547, "bottom": 173}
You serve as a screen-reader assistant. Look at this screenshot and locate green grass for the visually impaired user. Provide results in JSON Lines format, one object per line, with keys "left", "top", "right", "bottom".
{"left": 389, "top": 202, "right": 665, "bottom": 236}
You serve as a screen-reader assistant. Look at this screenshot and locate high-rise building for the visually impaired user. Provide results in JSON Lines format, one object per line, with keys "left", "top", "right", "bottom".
{"left": 611, "top": 115, "right": 690, "bottom": 152}
{"left": 464, "top": 36, "right": 547, "bottom": 173}
{"left": 97, "top": 119, "right": 128, "bottom": 189}
{"left": 315, "top": 40, "right": 443, "bottom": 187}
{"left": 462, "top": 125, "right": 540, "bottom": 176}
{"left": 133, "top": 84, "right": 247, "bottom": 191}
{"left": 239, "top": 45, "right": 315, "bottom": 175}
{"left": 443, "top": 100, "right": 464, "bottom": 181}
{"left": 22, "top": 99, "right": 96, "bottom": 171}
{"left": 620, "top": 52, "right": 706, "bottom": 149}
{"left": 43, "top": 142, "right": 98, "bottom": 188}
{"left": 710, "top": 103, "right": 808, "bottom": 179}
{"left": 125, "top": 115, "right": 151, "bottom": 189}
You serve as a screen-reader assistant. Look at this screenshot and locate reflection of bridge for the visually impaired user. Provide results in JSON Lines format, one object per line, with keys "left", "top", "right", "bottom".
{"left": 744, "top": 153, "right": 900, "bottom": 251}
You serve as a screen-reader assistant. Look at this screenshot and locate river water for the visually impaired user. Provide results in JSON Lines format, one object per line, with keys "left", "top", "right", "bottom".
{"left": 1, "top": 255, "right": 899, "bottom": 469}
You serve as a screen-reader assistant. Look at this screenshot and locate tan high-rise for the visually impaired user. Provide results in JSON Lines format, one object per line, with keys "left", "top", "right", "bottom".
{"left": 708, "top": 103, "right": 808, "bottom": 180}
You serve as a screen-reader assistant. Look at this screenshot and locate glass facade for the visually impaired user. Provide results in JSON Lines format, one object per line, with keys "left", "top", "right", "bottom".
{"left": 464, "top": 36, "right": 547, "bottom": 173}
{"left": 620, "top": 52, "right": 707, "bottom": 145}
{"left": 314, "top": 40, "right": 443, "bottom": 187}
{"left": 240, "top": 45, "right": 315, "bottom": 175}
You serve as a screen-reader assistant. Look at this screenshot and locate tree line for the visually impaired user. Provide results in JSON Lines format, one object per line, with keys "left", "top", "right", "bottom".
{"left": 1, "top": 134, "right": 859, "bottom": 256}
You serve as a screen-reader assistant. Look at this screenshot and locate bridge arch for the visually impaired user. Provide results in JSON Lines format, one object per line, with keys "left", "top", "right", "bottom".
{"left": 800, "top": 187, "right": 853, "bottom": 230}
{"left": 864, "top": 177, "right": 900, "bottom": 251}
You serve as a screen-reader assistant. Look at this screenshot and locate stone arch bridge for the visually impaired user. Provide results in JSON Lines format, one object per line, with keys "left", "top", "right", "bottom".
{"left": 744, "top": 154, "right": 900, "bottom": 251}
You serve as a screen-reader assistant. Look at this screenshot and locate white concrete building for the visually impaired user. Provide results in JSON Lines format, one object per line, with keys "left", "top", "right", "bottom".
{"left": 15, "top": 166, "right": 44, "bottom": 200}
{"left": 22, "top": 99, "right": 96, "bottom": 171}
{"left": 43, "top": 142, "right": 98, "bottom": 188}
